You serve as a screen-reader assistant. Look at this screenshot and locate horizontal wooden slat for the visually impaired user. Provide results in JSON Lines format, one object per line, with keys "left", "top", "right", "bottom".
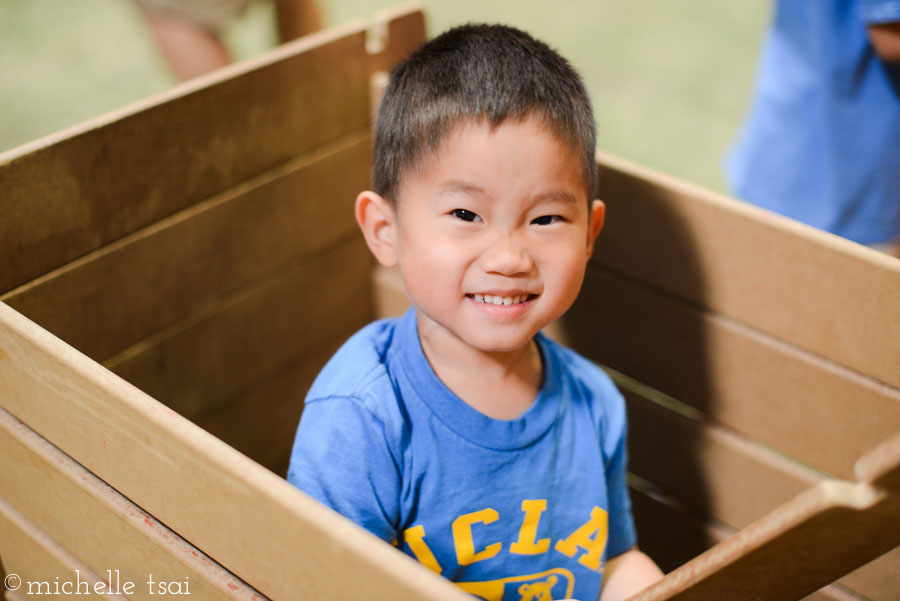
{"left": 0, "top": 23, "right": 369, "bottom": 295}
{"left": 0, "top": 302, "right": 468, "bottom": 601}
{"left": 104, "top": 237, "right": 372, "bottom": 421}
{"left": 195, "top": 336, "right": 350, "bottom": 474}
{"left": 563, "top": 265, "right": 900, "bottom": 479}
{"left": 0, "top": 408, "right": 264, "bottom": 601}
{"left": 593, "top": 152, "right": 900, "bottom": 389}
{"left": 0, "top": 499, "right": 122, "bottom": 601}
{"left": 2, "top": 135, "right": 370, "bottom": 363}
{"left": 624, "top": 388, "right": 819, "bottom": 530}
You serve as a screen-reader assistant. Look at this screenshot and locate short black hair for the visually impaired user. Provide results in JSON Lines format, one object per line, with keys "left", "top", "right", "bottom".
{"left": 373, "top": 23, "right": 597, "bottom": 203}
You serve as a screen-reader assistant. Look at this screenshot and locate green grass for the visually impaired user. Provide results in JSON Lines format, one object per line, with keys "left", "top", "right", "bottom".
{"left": 0, "top": 0, "right": 768, "bottom": 192}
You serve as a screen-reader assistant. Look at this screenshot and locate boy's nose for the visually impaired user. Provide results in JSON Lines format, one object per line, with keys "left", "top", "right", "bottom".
{"left": 480, "top": 234, "right": 534, "bottom": 275}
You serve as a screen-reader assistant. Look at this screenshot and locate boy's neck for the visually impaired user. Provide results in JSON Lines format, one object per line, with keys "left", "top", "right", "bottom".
{"left": 415, "top": 311, "right": 543, "bottom": 420}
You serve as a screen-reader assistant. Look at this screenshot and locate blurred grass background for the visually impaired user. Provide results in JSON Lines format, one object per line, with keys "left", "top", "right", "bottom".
{"left": 0, "top": 0, "right": 768, "bottom": 192}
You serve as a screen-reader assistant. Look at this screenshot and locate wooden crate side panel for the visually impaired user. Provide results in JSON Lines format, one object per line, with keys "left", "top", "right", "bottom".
{"left": 630, "top": 490, "right": 873, "bottom": 601}
{"left": 593, "top": 152, "right": 900, "bottom": 389}
{"left": 625, "top": 391, "right": 899, "bottom": 599}
{"left": 0, "top": 408, "right": 264, "bottom": 601}
{"left": 631, "top": 469, "right": 900, "bottom": 601}
{"left": 0, "top": 500, "right": 121, "bottom": 601}
{"left": 3, "top": 136, "right": 370, "bottom": 363}
{"left": 104, "top": 237, "right": 371, "bottom": 421}
{"left": 0, "top": 25, "right": 369, "bottom": 295}
{"left": 0, "top": 303, "right": 470, "bottom": 601}
{"left": 564, "top": 265, "right": 900, "bottom": 479}
{"left": 194, "top": 335, "right": 350, "bottom": 475}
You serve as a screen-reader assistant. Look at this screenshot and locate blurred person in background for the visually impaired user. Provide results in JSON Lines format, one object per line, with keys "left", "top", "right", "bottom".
{"left": 727, "top": 0, "right": 900, "bottom": 257}
{"left": 135, "top": 0, "right": 321, "bottom": 80}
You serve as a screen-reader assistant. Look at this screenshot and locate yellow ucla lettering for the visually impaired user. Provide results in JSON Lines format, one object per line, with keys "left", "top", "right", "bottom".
{"left": 510, "top": 499, "right": 551, "bottom": 555}
{"left": 403, "top": 525, "right": 443, "bottom": 574}
{"left": 452, "top": 508, "right": 502, "bottom": 565}
{"left": 553, "top": 506, "right": 608, "bottom": 571}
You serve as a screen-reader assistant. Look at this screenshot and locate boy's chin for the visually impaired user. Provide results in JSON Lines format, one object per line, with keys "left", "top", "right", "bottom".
{"left": 457, "top": 329, "right": 541, "bottom": 354}
{"left": 415, "top": 307, "right": 547, "bottom": 355}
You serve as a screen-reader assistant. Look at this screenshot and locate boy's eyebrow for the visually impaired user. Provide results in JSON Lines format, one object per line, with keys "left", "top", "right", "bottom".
{"left": 533, "top": 190, "right": 579, "bottom": 205}
{"left": 441, "top": 181, "right": 579, "bottom": 204}
{"left": 440, "top": 181, "right": 484, "bottom": 196}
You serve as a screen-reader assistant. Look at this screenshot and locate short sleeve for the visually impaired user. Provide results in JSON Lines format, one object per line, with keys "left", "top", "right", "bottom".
{"left": 600, "top": 382, "right": 638, "bottom": 558}
{"left": 860, "top": 0, "right": 900, "bottom": 24}
{"left": 287, "top": 396, "right": 402, "bottom": 543}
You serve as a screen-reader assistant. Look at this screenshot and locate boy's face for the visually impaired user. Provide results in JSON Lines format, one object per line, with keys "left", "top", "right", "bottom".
{"left": 357, "top": 116, "right": 604, "bottom": 355}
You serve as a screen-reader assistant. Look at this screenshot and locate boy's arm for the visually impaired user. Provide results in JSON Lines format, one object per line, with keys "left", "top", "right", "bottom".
{"left": 598, "top": 547, "right": 664, "bottom": 601}
{"left": 594, "top": 376, "right": 662, "bottom": 600}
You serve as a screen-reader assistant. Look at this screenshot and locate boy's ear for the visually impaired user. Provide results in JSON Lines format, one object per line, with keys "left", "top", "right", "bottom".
{"left": 355, "top": 190, "right": 398, "bottom": 267}
{"left": 585, "top": 199, "right": 606, "bottom": 260}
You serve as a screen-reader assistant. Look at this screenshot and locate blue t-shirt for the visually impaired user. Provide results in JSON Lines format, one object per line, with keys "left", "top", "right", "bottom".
{"left": 288, "top": 309, "right": 637, "bottom": 601}
{"left": 727, "top": 0, "right": 900, "bottom": 245}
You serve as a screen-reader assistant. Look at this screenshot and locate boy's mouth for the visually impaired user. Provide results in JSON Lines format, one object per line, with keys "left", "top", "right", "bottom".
{"left": 466, "top": 293, "right": 537, "bottom": 306}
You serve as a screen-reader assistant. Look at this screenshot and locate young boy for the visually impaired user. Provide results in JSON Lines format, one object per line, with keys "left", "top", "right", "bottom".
{"left": 288, "top": 24, "right": 663, "bottom": 601}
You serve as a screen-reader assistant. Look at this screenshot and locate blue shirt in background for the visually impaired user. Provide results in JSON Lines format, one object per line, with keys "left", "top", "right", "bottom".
{"left": 727, "top": 0, "right": 900, "bottom": 245}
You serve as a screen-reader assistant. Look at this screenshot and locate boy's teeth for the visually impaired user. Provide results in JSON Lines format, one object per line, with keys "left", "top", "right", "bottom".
{"left": 472, "top": 294, "right": 528, "bottom": 305}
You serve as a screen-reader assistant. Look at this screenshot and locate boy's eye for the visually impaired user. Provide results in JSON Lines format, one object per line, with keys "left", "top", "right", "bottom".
{"left": 450, "top": 209, "right": 482, "bottom": 222}
{"left": 531, "top": 215, "right": 563, "bottom": 226}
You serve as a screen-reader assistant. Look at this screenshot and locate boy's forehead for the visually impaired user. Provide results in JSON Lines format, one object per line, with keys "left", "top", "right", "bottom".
{"left": 394, "top": 117, "right": 592, "bottom": 202}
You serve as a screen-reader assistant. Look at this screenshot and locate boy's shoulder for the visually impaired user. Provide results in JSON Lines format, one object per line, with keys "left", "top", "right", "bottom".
{"left": 306, "top": 315, "right": 403, "bottom": 406}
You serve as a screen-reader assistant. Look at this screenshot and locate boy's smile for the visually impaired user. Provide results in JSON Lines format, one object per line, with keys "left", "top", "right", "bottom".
{"left": 357, "top": 115, "right": 604, "bottom": 367}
